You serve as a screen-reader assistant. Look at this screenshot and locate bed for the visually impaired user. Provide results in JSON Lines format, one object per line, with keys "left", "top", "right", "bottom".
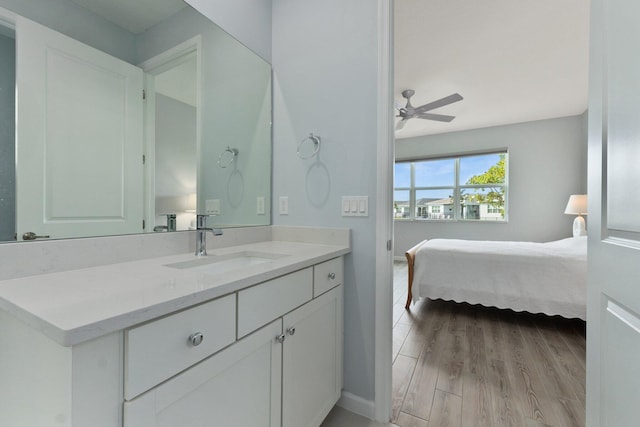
{"left": 404, "top": 237, "right": 587, "bottom": 320}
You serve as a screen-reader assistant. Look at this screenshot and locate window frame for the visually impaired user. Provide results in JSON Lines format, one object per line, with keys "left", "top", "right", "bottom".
{"left": 394, "top": 150, "right": 508, "bottom": 222}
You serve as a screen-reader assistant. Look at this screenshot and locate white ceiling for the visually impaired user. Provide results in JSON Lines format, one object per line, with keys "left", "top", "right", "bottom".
{"left": 394, "top": 0, "right": 590, "bottom": 139}
{"left": 69, "top": 0, "right": 187, "bottom": 34}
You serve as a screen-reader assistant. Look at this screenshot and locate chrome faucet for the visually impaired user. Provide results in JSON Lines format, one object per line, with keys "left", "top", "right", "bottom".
{"left": 195, "top": 215, "right": 223, "bottom": 256}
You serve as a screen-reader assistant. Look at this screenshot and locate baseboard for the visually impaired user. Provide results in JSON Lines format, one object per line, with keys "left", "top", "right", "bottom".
{"left": 337, "top": 391, "right": 375, "bottom": 420}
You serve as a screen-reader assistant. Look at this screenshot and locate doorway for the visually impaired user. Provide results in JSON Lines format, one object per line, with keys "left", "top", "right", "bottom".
{"left": 140, "top": 37, "right": 201, "bottom": 233}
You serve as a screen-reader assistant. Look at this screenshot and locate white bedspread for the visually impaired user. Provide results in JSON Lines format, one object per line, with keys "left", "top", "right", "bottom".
{"left": 411, "top": 237, "right": 587, "bottom": 319}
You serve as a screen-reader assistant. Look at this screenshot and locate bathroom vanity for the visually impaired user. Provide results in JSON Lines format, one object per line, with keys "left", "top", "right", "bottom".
{"left": 0, "top": 228, "right": 349, "bottom": 427}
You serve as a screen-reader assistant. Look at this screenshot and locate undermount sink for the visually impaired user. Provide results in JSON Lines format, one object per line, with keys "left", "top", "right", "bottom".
{"left": 165, "top": 251, "right": 287, "bottom": 275}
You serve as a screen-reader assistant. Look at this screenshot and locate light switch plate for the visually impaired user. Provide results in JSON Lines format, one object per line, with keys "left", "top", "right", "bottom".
{"left": 341, "top": 196, "right": 368, "bottom": 217}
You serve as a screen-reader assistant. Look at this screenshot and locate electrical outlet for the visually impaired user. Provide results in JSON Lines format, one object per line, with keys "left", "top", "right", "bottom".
{"left": 206, "top": 199, "right": 221, "bottom": 215}
{"left": 257, "top": 197, "right": 265, "bottom": 215}
{"left": 279, "top": 196, "right": 289, "bottom": 215}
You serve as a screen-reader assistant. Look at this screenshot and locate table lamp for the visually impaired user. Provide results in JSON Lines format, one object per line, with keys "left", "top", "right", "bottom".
{"left": 564, "top": 194, "right": 587, "bottom": 237}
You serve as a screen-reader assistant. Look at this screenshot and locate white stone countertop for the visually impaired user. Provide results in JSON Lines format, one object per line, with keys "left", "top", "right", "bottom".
{"left": 0, "top": 240, "right": 350, "bottom": 347}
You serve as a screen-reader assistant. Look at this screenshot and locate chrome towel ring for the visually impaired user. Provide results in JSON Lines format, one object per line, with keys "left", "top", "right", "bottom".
{"left": 218, "top": 146, "right": 239, "bottom": 168}
{"left": 297, "top": 133, "right": 321, "bottom": 159}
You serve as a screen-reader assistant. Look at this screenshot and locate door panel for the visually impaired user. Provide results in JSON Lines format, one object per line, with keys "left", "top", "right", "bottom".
{"left": 606, "top": 0, "right": 640, "bottom": 235}
{"left": 603, "top": 301, "right": 640, "bottom": 426}
{"left": 282, "top": 285, "right": 342, "bottom": 427}
{"left": 15, "top": 17, "right": 143, "bottom": 240}
{"left": 588, "top": 0, "right": 640, "bottom": 425}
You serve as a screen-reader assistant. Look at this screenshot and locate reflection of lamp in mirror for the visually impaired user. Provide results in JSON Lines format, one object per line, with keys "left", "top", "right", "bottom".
{"left": 155, "top": 193, "right": 197, "bottom": 231}
{"left": 184, "top": 193, "right": 197, "bottom": 213}
{"left": 564, "top": 194, "right": 588, "bottom": 237}
{"left": 185, "top": 193, "right": 197, "bottom": 230}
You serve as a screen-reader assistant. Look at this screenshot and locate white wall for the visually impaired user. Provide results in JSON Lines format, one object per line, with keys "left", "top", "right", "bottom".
{"left": 272, "top": 0, "right": 382, "bottom": 404}
{"left": 394, "top": 113, "right": 588, "bottom": 258}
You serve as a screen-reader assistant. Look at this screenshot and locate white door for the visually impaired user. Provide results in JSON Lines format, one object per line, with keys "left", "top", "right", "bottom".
{"left": 282, "top": 285, "right": 343, "bottom": 427}
{"left": 587, "top": 0, "right": 640, "bottom": 425}
{"left": 15, "top": 17, "right": 143, "bottom": 240}
{"left": 124, "top": 319, "right": 283, "bottom": 427}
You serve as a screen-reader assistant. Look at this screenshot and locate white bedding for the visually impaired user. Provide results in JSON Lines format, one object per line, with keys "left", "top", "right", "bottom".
{"left": 411, "top": 237, "right": 587, "bottom": 319}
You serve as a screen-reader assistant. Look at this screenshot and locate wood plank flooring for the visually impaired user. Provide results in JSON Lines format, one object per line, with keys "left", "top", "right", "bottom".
{"left": 391, "top": 262, "right": 586, "bottom": 427}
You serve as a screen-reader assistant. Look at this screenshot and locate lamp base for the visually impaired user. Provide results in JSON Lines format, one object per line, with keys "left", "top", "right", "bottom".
{"left": 573, "top": 215, "right": 587, "bottom": 237}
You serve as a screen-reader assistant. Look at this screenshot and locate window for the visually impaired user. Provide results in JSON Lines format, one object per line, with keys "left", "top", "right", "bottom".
{"left": 394, "top": 152, "right": 507, "bottom": 221}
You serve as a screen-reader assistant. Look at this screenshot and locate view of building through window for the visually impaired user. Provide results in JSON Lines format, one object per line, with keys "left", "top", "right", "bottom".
{"left": 394, "top": 152, "right": 507, "bottom": 221}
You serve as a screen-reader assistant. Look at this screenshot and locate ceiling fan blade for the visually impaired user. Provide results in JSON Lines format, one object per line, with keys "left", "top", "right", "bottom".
{"left": 414, "top": 93, "right": 463, "bottom": 113}
{"left": 417, "top": 113, "right": 456, "bottom": 122}
{"left": 395, "top": 100, "right": 405, "bottom": 110}
{"left": 395, "top": 119, "right": 407, "bottom": 130}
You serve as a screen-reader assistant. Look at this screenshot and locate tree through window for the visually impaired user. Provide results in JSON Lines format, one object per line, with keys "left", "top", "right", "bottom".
{"left": 394, "top": 152, "right": 508, "bottom": 221}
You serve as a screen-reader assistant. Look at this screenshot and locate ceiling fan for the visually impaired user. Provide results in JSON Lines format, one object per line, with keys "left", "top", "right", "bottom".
{"left": 395, "top": 89, "right": 463, "bottom": 130}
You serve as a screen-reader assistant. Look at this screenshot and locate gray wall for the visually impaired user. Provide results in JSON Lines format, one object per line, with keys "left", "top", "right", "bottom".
{"left": 154, "top": 94, "right": 196, "bottom": 230}
{"left": 394, "top": 113, "right": 588, "bottom": 258}
{"left": 136, "top": 6, "right": 272, "bottom": 228}
{"left": 155, "top": 94, "right": 196, "bottom": 200}
{"left": 272, "top": 0, "right": 380, "bottom": 402}
{"left": 0, "top": 0, "right": 136, "bottom": 63}
{"left": 185, "top": 0, "right": 272, "bottom": 62}
{"left": 0, "top": 33, "right": 14, "bottom": 241}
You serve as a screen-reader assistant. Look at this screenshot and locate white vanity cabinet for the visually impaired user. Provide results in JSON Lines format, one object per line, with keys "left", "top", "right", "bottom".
{"left": 0, "top": 255, "right": 344, "bottom": 427}
{"left": 124, "top": 258, "right": 343, "bottom": 427}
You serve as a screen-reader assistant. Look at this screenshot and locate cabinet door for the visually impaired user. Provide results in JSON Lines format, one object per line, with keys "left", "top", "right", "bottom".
{"left": 282, "top": 285, "right": 343, "bottom": 427}
{"left": 124, "top": 320, "right": 282, "bottom": 427}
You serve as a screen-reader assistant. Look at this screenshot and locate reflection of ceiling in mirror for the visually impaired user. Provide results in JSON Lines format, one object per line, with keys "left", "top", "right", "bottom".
{"left": 155, "top": 55, "right": 197, "bottom": 107}
{"left": 69, "top": 0, "right": 187, "bottom": 33}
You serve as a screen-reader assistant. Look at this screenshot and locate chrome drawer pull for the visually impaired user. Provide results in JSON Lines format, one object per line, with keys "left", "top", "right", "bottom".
{"left": 276, "top": 334, "right": 286, "bottom": 343}
{"left": 286, "top": 327, "right": 296, "bottom": 336}
{"left": 188, "top": 332, "right": 204, "bottom": 347}
{"left": 328, "top": 272, "right": 336, "bottom": 280}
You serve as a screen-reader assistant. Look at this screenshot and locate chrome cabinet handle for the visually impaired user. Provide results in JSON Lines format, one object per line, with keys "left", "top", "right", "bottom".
{"left": 276, "top": 334, "right": 286, "bottom": 343}
{"left": 286, "top": 327, "right": 296, "bottom": 336}
{"left": 328, "top": 272, "right": 336, "bottom": 280}
{"left": 22, "top": 232, "right": 50, "bottom": 241}
{"left": 188, "top": 332, "right": 204, "bottom": 347}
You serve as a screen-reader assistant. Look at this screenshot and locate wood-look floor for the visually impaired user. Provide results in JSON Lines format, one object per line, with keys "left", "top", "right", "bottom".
{"left": 391, "top": 261, "right": 586, "bottom": 427}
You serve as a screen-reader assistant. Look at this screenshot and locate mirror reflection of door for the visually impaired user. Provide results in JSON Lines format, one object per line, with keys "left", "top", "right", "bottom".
{"left": 0, "top": 25, "right": 15, "bottom": 241}
{"left": 15, "top": 18, "right": 144, "bottom": 241}
{"left": 142, "top": 42, "right": 199, "bottom": 233}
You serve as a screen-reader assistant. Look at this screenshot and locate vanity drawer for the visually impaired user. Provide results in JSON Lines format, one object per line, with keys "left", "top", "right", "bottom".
{"left": 124, "top": 294, "right": 236, "bottom": 400}
{"left": 313, "top": 257, "right": 343, "bottom": 297}
{"left": 238, "top": 268, "right": 313, "bottom": 338}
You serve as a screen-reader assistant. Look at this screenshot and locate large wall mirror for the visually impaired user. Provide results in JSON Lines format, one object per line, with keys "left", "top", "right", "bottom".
{"left": 0, "top": 0, "right": 271, "bottom": 243}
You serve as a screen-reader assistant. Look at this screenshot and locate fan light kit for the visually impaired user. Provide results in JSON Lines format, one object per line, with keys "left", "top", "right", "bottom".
{"left": 395, "top": 89, "right": 463, "bottom": 130}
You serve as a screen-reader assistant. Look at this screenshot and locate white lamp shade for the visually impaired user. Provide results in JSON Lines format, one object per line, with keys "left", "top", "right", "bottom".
{"left": 156, "top": 193, "right": 197, "bottom": 214}
{"left": 565, "top": 194, "right": 588, "bottom": 237}
{"left": 564, "top": 194, "right": 588, "bottom": 215}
